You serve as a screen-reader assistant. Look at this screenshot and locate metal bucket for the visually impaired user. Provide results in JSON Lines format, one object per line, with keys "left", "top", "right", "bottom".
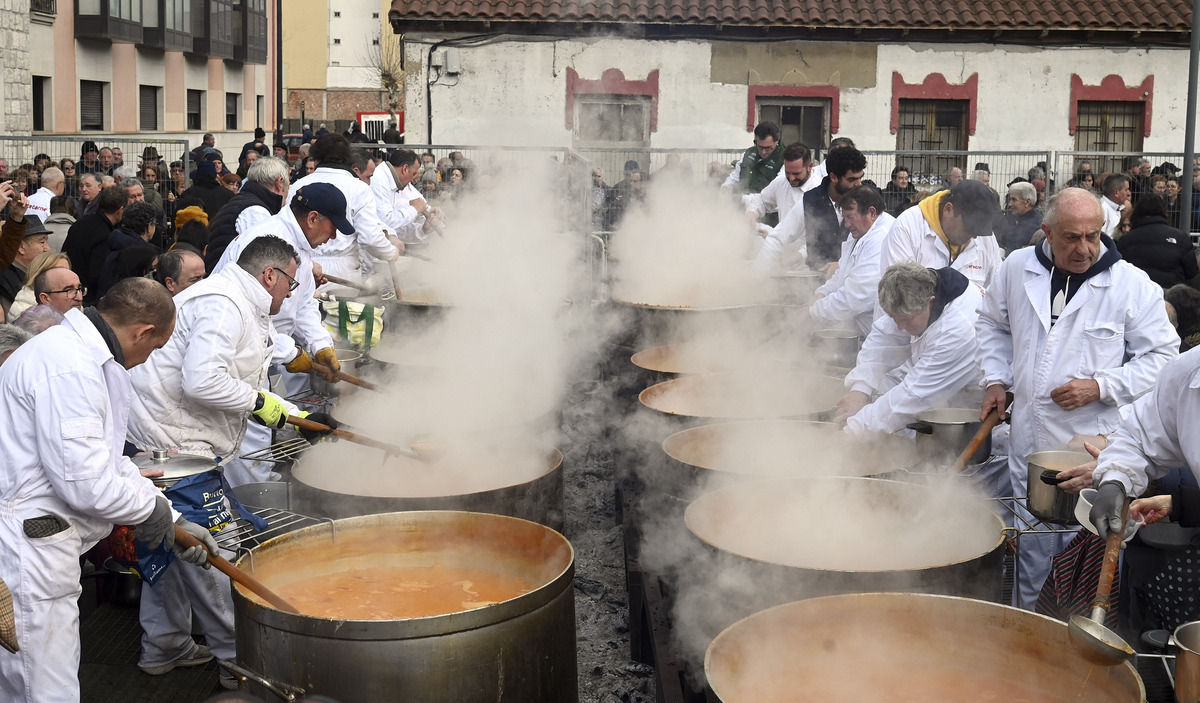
{"left": 706, "top": 593, "right": 1145, "bottom": 702}
{"left": 1026, "top": 450, "right": 1088, "bottom": 525}
{"left": 230, "top": 511, "right": 578, "bottom": 703}
{"left": 311, "top": 349, "right": 362, "bottom": 397}
{"left": 1175, "top": 620, "right": 1200, "bottom": 703}
{"left": 288, "top": 446, "right": 565, "bottom": 531}
{"left": 772, "top": 268, "right": 824, "bottom": 305}
{"left": 808, "top": 329, "right": 861, "bottom": 368}
{"left": 906, "top": 408, "right": 992, "bottom": 466}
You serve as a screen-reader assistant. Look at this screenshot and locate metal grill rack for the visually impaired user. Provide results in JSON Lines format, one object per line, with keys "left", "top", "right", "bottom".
{"left": 238, "top": 436, "right": 310, "bottom": 464}
{"left": 215, "top": 504, "right": 319, "bottom": 557}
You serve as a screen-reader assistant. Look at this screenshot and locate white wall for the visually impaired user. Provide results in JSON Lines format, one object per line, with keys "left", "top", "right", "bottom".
{"left": 327, "top": 0, "right": 381, "bottom": 89}
{"left": 403, "top": 34, "right": 1195, "bottom": 157}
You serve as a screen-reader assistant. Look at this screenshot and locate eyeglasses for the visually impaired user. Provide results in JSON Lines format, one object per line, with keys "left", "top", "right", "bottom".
{"left": 46, "top": 285, "right": 86, "bottom": 297}
{"left": 63, "top": 166, "right": 76, "bottom": 171}
{"left": 269, "top": 267, "right": 299, "bottom": 292}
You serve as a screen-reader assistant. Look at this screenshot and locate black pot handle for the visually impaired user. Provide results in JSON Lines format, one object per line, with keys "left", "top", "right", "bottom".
{"left": 906, "top": 421, "right": 933, "bottom": 435}
{"left": 1040, "top": 469, "right": 1068, "bottom": 486}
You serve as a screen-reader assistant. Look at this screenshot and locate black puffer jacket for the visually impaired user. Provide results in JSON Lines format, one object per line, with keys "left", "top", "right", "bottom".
{"left": 204, "top": 180, "right": 285, "bottom": 272}
{"left": 1116, "top": 214, "right": 1199, "bottom": 288}
{"left": 179, "top": 175, "right": 235, "bottom": 222}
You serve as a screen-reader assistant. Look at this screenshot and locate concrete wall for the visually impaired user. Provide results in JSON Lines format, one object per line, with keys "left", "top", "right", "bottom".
{"left": 401, "top": 35, "right": 1194, "bottom": 155}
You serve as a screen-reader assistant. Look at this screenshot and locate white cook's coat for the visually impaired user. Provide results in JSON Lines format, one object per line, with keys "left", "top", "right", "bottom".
{"left": 1096, "top": 348, "right": 1200, "bottom": 496}
{"left": 809, "top": 212, "right": 894, "bottom": 338}
{"left": 234, "top": 204, "right": 273, "bottom": 240}
{"left": 214, "top": 205, "right": 334, "bottom": 365}
{"left": 25, "top": 187, "right": 53, "bottom": 221}
{"left": 752, "top": 192, "right": 840, "bottom": 276}
{"left": 127, "top": 264, "right": 285, "bottom": 461}
{"left": 742, "top": 170, "right": 817, "bottom": 221}
{"left": 844, "top": 282, "right": 984, "bottom": 438}
{"left": 0, "top": 309, "right": 166, "bottom": 703}
{"left": 371, "top": 164, "right": 429, "bottom": 243}
{"left": 1101, "top": 196, "right": 1123, "bottom": 238}
{"left": 976, "top": 241, "right": 1179, "bottom": 608}
{"left": 879, "top": 204, "right": 1002, "bottom": 291}
{"left": 290, "top": 167, "right": 397, "bottom": 281}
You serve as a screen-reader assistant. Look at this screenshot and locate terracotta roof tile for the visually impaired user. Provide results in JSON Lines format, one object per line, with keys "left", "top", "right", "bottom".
{"left": 390, "top": 0, "right": 1190, "bottom": 30}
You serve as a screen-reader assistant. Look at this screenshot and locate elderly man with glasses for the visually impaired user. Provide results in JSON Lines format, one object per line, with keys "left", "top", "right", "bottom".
{"left": 33, "top": 267, "right": 85, "bottom": 315}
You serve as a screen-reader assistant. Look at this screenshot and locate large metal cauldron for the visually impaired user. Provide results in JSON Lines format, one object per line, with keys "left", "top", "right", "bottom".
{"left": 607, "top": 295, "right": 776, "bottom": 349}
{"left": 706, "top": 593, "right": 1145, "bottom": 702}
{"left": 638, "top": 371, "right": 844, "bottom": 428}
{"left": 660, "top": 420, "right": 921, "bottom": 490}
{"left": 685, "top": 476, "right": 1006, "bottom": 602}
{"left": 231, "top": 511, "right": 577, "bottom": 703}
{"left": 289, "top": 444, "right": 565, "bottom": 531}
{"left": 907, "top": 407, "right": 993, "bottom": 466}
{"left": 382, "top": 285, "right": 452, "bottom": 333}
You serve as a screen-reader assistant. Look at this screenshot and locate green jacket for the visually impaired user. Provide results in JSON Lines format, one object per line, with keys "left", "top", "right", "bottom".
{"left": 736, "top": 144, "right": 784, "bottom": 194}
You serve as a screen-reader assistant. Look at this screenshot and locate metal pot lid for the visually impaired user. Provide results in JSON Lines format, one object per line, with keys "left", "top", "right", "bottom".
{"left": 914, "top": 408, "right": 982, "bottom": 425}
{"left": 132, "top": 450, "right": 217, "bottom": 480}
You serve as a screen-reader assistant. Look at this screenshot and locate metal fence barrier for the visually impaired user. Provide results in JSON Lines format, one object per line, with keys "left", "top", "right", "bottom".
{"left": 0, "top": 135, "right": 192, "bottom": 203}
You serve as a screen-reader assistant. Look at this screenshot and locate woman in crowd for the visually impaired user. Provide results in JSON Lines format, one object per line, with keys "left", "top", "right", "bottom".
{"left": 58, "top": 158, "right": 79, "bottom": 198}
{"left": 1165, "top": 177, "right": 1182, "bottom": 229}
{"left": 43, "top": 196, "right": 76, "bottom": 252}
{"left": 1117, "top": 193, "right": 1199, "bottom": 288}
{"left": 219, "top": 173, "right": 241, "bottom": 194}
{"left": 6, "top": 252, "right": 70, "bottom": 319}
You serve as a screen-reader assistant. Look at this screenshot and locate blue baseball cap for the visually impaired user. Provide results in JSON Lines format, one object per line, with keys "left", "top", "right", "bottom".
{"left": 293, "top": 183, "right": 355, "bottom": 235}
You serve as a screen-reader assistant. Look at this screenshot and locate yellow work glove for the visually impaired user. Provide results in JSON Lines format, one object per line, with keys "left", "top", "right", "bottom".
{"left": 251, "top": 391, "right": 289, "bottom": 430}
{"left": 314, "top": 347, "right": 340, "bottom": 382}
{"left": 284, "top": 347, "right": 315, "bottom": 374}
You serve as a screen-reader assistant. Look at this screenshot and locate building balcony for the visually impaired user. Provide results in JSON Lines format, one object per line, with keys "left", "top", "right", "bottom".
{"left": 76, "top": 0, "right": 143, "bottom": 44}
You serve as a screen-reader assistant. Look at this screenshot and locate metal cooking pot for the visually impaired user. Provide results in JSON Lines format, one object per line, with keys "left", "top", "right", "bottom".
{"left": 608, "top": 295, "right": 776, "bottom": 349}
{"left": 289, "top": 446, "right": 565, "bottom": 531}
{"left": 638, "top": 371, "right": 844, "bottom": 427}
{"left": 1025, "top": 450, "right": 1088, "bottom": 525}
{"left": 131, "top": 449, "right": 217, "bottom": 490}
{"left": 772, "top": 268, "right": 824, "bottom": 305}
{"left": 808, "top": 329, "right": 861, "bottom": 368}
{"left": 381, "top": 285, "right": 452, "bottom": 334}
{"left": 1176, "top": 620, "right": 1200, "bottom": 703}
{"left": 906, "top": 408, "right": 992, "bottom": 466}
{"left": 705, "top": 593, "right": 1145, "bottom": 702}
{"left": 231, "top": 511, "right": 577, "bottom": 703}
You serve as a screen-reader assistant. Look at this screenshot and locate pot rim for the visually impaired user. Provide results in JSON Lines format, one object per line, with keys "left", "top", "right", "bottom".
{"left": 705, "top": 592, "right": 1146, "bottom": 700}
{"left": 638, "top": 371, "right": 843, "bottom": 420}
{"left": 232, "top": 511, "right": 575, "bottom": 640}
{"left": 913, "top": 408, "right": 985, "bottom": 426}
{"left": 609, "top": 294, "right": 765, "bottom": 312}
{"left": 684, "top": 476, "right": 1007, "bottom": 574}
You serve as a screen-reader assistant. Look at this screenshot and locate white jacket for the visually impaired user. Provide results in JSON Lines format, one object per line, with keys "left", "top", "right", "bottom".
{"left": 845, "top": 282, "right": 984, "bottom": 437}
{"left": 290, "top": 167, "right": 398, "bottom": 265}
{"left": 370, "top": 164, "right": 428, "bottom": 243}
{"left": 26, "top": 187, "right": 53, "bottom": 221}
{"left": 742, "top": 170, "right": 817, "bottom": 221}
{"left": 127, "top": 265, "right": 282, "bottom": 461}
{"left": 976, "top": 242, "right": 1179, "bottom": 460}
{"left": 1096, "top": 348, "right": 1200, "bottom": 495}
{"left": 879, "top": 203, "right": 1002, "bottom": 291}
{"left": 213, "top": 205, "right": 334, "bottom": 364}
{"left": 810, "top": 212, "right": 894, "bottom": 338}
{"left": 0, "top": 309, "right": 163, "bottom": 546}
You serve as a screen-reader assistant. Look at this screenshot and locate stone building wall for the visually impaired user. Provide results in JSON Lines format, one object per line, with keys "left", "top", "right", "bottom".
{"left": 0, "top": 0, "right": 33, "bottom": 136}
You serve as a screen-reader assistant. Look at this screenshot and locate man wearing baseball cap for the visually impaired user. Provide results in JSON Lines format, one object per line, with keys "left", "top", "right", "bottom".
{"left": 0, "top": 215, "right": 50, "bottom": 318}
{"left": 210, "top": 182, "right": 354, "bottom": 486}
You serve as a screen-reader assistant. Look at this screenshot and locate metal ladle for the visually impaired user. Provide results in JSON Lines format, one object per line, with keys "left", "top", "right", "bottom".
{"left": 1068, "top": 496, "right": 1136, "bottom": 665}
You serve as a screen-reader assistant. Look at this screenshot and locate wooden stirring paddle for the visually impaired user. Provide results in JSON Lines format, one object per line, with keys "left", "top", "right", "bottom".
{"left": 173, "top": 525, "right": 299, "bottom": 614}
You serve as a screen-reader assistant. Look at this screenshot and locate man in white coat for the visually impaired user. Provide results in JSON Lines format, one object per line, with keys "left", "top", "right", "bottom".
{"left": 807, "top": 186, "right": 895, "bottom": 338}
{"left": 372, "top": 148, "right": 442, "bottom": 245}
{"left": 743, "top": 142, "right": 817, "bottom": 231}
{"left": 977, "top": 186, "right": 1179, "bottom": 609}
{"left": 291, "top": 134, "right": 399, "bottom": 284}
{"left": 214, "top": 182, "right": 355, "bottom": 486}
{"left": 127, "top": 235, "right": 334, "bottom": 684}
{"left": 838, "top": 262, "right": 985, "bottom": 441}
{"left": 0, "top": 278, "right": 217, "bottom": 703}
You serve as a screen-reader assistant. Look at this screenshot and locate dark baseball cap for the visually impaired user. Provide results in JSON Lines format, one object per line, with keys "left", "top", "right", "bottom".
{"left": 293, "top": 183, "right": 355, "bottom": 235}
{"left": 81, "top": 140, "right": 99, "bottom": 155}
{"left": 946, "top": 180, "right": 1000, "bottom": 237}
{"left": 23, "top": 214, "right": 49, "bottom": 238}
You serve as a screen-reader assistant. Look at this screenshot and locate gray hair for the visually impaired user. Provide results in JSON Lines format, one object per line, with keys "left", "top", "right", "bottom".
{"left": 11, "top": 305, "right": 64, "bottom": 336}
{"left": 1028, "top": 166, "right": 1045, "bottom": 181}
{"left": 236, "top": 235, "right": 298, "bottom": 276}
{"left": 114, "top": 165, "right": 138, "bottom": 182}
{"left": 247, "top": 156, "right": 289, "bottom": 188}
{"left": 878, "top": 261, "right": 937, "bottom": 317}
{"left": 79, "top": 172, "right": 102, "bottom": 188}
{"left": 1007, "top": 181, "right": 1036, "bottom": 205}
{"left": 1044, "top": 187, "right": 1103, "bottom": 231}
{"left": 0, "top": 324, "right": 33, "bottom": 362}
{"left": 40, "top": 167, "right": 64, "bottom": 188}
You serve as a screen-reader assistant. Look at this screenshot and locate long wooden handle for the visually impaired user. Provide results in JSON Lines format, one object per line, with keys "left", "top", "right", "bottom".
{"left": 173, "top": 525, "right": 299, "bottom": 614}
{"left": 310, "top": 361, "right": 379, "bottom": 391}
{"left": 322, "top": 273, "right": 365, "bottom": 289}
{"left": 1095, "top": 496, "right": 1132, "bottom": 611}
{"left": 953, "top": 409, "right": 1002, "bottom": 470}
{"left": 287, "top": 415, "right": 409, "bottom": 457}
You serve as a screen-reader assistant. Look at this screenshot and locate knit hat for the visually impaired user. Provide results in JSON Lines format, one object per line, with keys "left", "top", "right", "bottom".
{"left": 175, "top": 205, "right": 209, "bottom": 230}
{"left": 196, "top": 160, "right": 217, "bottom": 178}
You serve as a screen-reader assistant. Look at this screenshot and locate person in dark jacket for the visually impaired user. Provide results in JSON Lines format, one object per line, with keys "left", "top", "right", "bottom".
{"left": 723, "top": 121, "right": 784, "bottom": 194}
{"left": 97, "top": 201, "right": 160, "bottom": 297}
{"left": 301, "top": 124, "right": 314, "bottom": 144}
{"left": 381, "top": 122, "right": 402, "bottom": 144}
{"left": 204, "top": 157, "right": 289, "bottom": 272}
{"left": 804, "top": 145, "right": 867, "bottom": 268}
{"left": 1117, "top": 193, "right": 1200, "bottom": 288}
{"left": 993, "top": 181, "right": 1043, "bottom": 255}
{"left": 178, "top": 161, "right": 235, "bottom": 221}
{"left": 880, "top": 165, "right": 918, "bottom": 216}
{"left": 61, "top": 185, "right": 128, "bottom": 305}
{"left": 239, "top": 128, "right": 268, "bottom": 166}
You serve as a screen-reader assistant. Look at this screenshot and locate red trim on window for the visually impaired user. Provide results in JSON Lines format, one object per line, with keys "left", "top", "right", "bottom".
{"left": 1069, "top": 74, "right": 1154, "bottom": 137}
{"left": 565, "top": 68, "right": 660, "bottom": 132}
{"left": 745, "top": 85, "right": 840, "bottom": 134}
{"left": 890, "top": 72, "right": 979, "bottom": 135}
